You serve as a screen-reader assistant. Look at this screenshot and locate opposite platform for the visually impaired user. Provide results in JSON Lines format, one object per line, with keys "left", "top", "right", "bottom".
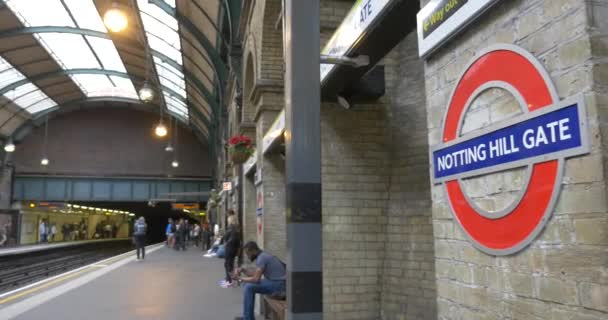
{"left": 0, "top": 238, "right": 130, "bottom": 257}
{"left": 0, "top": 244, "right": 245, "bottom": 320}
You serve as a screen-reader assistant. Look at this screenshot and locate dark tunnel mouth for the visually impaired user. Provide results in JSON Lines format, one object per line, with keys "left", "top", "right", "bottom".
{"left": 71, "top": 201, "right": 206, "bottom": 243}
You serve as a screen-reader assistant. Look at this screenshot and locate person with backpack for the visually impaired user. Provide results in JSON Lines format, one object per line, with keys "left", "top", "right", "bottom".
{"left": 133, "top": 217, "right": 147, "bottom": 261}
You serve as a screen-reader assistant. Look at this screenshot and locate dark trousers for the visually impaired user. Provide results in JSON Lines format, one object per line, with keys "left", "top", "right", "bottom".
{"left": 135, "top": 235, "right": 146, "bottom": 259}
{"left": 224, "top": 249, "right": 237, "bottom": 282}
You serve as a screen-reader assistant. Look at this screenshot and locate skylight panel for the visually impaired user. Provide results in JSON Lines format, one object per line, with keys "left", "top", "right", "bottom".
{"left": 86, "top": 37, "right": 128, "bottom": 73}
{"left": 27, "top": 98, "right": 56, "bottom": 114}
{"left": 71, "top": 74, "right": 138, "bottom": 99}
{"left": 0, "top": 62, "right": 26, "bottom": 88}
{"left": 6, "top": 0, "right": 139, "bottom": 100}
{"left": 138, "top": 0, "right": 189, "bottom": 119}
{"left": 37, "top": 33, "right": 101, "bottom": 70}
{"left": 1, "top": 56, "right": 57, "bottom": 114}
{"left": 6, "top": 0, "right": 74, "bottom": 27}
{"left": 63, "top": 0, "right": 107, "bottom": 32}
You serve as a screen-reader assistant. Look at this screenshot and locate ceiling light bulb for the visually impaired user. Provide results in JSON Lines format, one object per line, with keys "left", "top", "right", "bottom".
{"left": 138, "top": 83, "right": 154, "bottom": 102}
{"left": 165, "top": 144, "right": 174, "bottom": 152}
{"left": 172, "top": 160, "right": 179, "bottom": 168}
{"left": 155, "top": 123, "right": 167, "bottom": 137}
{"left": 4, "top": 141, "right": 15, "bottom": 153}
{"left": 41, "top": 157, "right": 49, "bottom": 166}
{"left": 104, "top": 7, "right": 128, "bottom": 33}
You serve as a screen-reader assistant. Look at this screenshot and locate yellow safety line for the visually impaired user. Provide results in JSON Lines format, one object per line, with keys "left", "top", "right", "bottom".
{"left": 0, "top": 268, "right": 90, "bottom": 304}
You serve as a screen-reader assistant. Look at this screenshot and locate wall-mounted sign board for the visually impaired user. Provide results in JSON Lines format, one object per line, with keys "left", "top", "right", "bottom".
{"left": 417, "top": 0, "right": 501, "bottom": 58}
{"left": 222, "top": 182, "right": 232, "bottom": 191}
{"left": 320, "top": 0, "right": 393, "bottom": 83}
{"left": 262, "top": 109, "right": 285, "bottom": 154}
{"left": 244, "top": 152, "right": 257, "bottom": 176}
{"left": 432, "top": 45, "right": 589, "bottom": 255}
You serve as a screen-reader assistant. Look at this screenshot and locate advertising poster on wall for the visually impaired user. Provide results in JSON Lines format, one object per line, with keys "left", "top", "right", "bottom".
{"left": 0, "top": 210, "right": 19, "bottom": 247}
{"left": 256, "top": 185, "right": 264, "bottom": 245}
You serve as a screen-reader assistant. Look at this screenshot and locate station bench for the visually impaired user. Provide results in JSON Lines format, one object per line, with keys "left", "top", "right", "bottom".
{"left": 261, "top": 295, "right": 286, "bottom": 320}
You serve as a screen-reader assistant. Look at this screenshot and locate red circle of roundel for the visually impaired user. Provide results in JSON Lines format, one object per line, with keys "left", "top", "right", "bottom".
{"left": 443, "top": 49, "right": 558, "bottom": 253}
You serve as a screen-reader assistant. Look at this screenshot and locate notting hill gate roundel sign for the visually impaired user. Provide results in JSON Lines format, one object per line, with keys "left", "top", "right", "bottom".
{"left": 431, "top": 45, "right": 590, "bottom": 255}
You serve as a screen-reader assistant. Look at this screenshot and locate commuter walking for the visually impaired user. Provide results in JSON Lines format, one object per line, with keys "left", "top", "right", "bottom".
{"left": 133, "top": 217, "right": 147, "bottom": 261}
{"left": 174, "top": 219, "right": 186, "bottom": 251}
{"left": 39, "top": 220, "right": 47, "bottom": 243}
{"left": 220, "top": 213, "right": 241, "bottom": 288}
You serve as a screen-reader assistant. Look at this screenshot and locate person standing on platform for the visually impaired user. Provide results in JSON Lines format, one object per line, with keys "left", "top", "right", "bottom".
{"left": 133, "top": 217, "right": 147, "bottom": 261}
{"left": 39, "top": 220, "right": 47, "bottom": 243}
{"left": 50, "top": 224, "right": 57, "bottom": 242}
{"left": 193, "top": 223, "right": 201, "bottom": 247}
{"left": 220, "top": 213, "right": 241, "bottom": 288}
{"left": 201, "top": 223, "right": 210, "bottom": 251}
{"left": 165, "top": 218, "right": 174, "bottom": 247}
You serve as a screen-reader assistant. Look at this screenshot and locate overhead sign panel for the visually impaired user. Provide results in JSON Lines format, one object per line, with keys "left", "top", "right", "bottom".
{"left": 320, "top": 0, "right": 393, "bottom": 82}
{"left": 172, "top": 203, "right": 200, "bottom": 210}
{"left": 417, "top": 0, "right": 501, "bottom": 58}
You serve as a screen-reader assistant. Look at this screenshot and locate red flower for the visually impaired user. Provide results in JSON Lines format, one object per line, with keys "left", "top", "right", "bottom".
{"left": 229, "top": 135, "right": 253, "bottom": 147}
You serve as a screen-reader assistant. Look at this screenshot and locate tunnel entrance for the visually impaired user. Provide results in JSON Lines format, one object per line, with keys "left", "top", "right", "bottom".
{"left": 74, "top": 202, "right": 206, "bottom": 244}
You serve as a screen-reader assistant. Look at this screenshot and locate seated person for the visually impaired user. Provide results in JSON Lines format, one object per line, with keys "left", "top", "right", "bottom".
{"left": 233, "top": 241, "right": 286, "bottom": 320}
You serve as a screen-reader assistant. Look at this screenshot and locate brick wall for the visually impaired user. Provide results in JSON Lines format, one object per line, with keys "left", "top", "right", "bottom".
{"left": 380, "top": 32, "right": 436, "bottom": 320}
{"left": 12, "top": 107, "right": 211, "bottom": 177}
{"left": 423, "top": 0, "right": 608, "bottom": 319}
{"left": 321, "top": 103, "right": 390, "bottom": 320}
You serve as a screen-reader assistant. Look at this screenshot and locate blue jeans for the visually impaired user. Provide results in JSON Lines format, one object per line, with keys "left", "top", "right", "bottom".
{"left": 243, "top": 279, "right": 285, "bottom": 320}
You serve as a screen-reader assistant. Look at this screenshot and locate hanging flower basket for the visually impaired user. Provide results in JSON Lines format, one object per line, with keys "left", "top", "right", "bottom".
{"left": 231, "top": 151, "right": 250, "bottom": 164}
{"left": 228, "top": 135, "right": 254, "bottom": 165}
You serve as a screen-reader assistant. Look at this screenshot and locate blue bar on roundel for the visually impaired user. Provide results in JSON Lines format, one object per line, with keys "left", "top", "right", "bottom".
{"left": 433, "top": 103, "right": 583, "bottom": 181}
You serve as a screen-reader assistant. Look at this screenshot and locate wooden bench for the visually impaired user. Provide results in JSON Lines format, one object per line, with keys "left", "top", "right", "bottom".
{"left": 261, "top": 295, "right": 286, "bottom": 320}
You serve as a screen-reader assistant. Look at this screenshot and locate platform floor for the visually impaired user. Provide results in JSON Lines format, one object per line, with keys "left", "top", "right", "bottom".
{"left": 1, "top": 245, "right": 246, "bottom": 320}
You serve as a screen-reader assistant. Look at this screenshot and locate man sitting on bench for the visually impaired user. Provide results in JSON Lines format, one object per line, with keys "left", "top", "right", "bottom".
{"left": 234, "top": 241, "right": 286, "bottom": 320}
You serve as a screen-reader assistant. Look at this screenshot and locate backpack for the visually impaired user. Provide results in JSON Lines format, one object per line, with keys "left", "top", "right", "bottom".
{"left": 134, "top": 222, "right": 147, "bottom": 235}
{"left": 171, "top": 223, "right": 176, "bottom": 233}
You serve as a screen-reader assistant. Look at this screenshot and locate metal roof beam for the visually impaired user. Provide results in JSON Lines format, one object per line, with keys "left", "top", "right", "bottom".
{"left": 149, "top": 0, "right": 227, "bottom": 84}
{"left": 0, "top": 26, "right": 218, "bottom": 114}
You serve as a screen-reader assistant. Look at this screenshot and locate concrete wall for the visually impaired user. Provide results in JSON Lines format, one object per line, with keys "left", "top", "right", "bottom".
{"left": 12, "top": 107, "right": 211, "bottom": 178}
{"left": 422, "top": 0, "right": 608, "bottom": 319}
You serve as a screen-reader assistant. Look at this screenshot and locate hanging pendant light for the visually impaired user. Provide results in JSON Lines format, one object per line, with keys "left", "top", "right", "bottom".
{"left": 4, "top": 139, "right": 15, "bottom": 153}
{"left": 104, "top": 2, "right": 128, "bottom": 33}
{"left": 138, "top": 81, "right": 154, "bottom": 102}
{"left": 40, "top": 116, "right": 50, "bottom": 166}
{"left": 155, "top": 122, "right": 167, "bottom": 137}
{"left": 165, "top": 116, "right": 174, "bottom": 151}
{"left": 171, "top": 118, "right": 179, "bottom": 168}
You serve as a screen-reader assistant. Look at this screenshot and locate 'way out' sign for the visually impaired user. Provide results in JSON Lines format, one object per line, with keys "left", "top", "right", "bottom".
{"left": 432, "top": 45, "right": 589, "bottom": 255}
{"left": 417, "top": 0, "right": 501, "bottom": 58}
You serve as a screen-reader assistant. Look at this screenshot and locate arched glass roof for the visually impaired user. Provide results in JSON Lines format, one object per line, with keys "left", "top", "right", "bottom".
{"left": 0, "top": 0, "right": 239, "bottom": 139}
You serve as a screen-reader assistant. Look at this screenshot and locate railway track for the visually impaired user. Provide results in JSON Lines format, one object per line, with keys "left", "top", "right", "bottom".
{"left": 0, "top": 240, "right": 132, "bottom": 293}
